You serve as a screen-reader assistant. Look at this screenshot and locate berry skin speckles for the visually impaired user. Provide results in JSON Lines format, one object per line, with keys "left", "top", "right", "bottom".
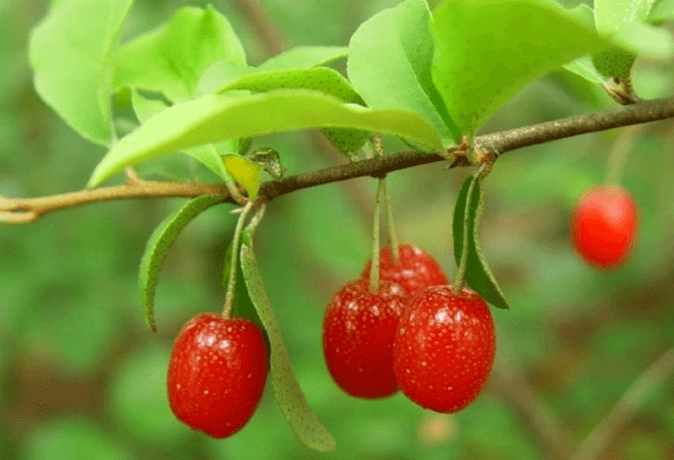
{"left": 393, "top": 286, "right": 496, "bottom": 413}
{"left": 361, "top": 244, "right": 448, "bottom": 296}
{"left": 322, "top": 278, "right": 408, "bottom": 399}
{"left": 167, "top": 314, "right": 268, "bottom": 438}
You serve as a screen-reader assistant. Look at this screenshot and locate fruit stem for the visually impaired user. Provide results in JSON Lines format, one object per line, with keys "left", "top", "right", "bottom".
{"left": 605, "top": 125, "right": 641, "bottom": 187}
{"left": 222, "top": 200, "right": 255, "bottom": 318}
{"left": 369, "top": 178, "right": 386, "bottom": 293}
{"left": 382, "top": 179, "right": 400, "bottom": 265}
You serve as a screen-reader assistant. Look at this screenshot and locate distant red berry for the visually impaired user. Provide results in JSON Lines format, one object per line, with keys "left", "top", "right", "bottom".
{"left": 571, "top": 186, "right": 638, "bottom": 269}
{"left": 361, "top": 244, "right": 448, "bottom": 296}
{"left": 167, "top": 314, "right": 268, "bottom": 438}
{"left": 394, "top": 286, "right": 496, "bottom": 413}
{"left": 322, "top": 278, "right": 408, "bottom": 398}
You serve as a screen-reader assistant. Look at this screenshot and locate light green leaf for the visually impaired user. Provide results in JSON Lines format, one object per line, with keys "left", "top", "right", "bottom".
{"left": 258, "top": 46, "right": 348, "bottom": 71}
{"left": 88, "top": 89, "right": 444, "bottom": 187}
{"left": 138, "top": 195, "right": 223, "bottom": 331}
{"left": 348, "top": 0, "right": 459, "bottom": 145}
{"left": 114, "top": 5, "right": 246, "bottom": 102}
{"left": 650, "top": 0, "right": 674, "bottom": 21}
{"left": 431, "top": 0, "right": 621, "bottom": 135}
{"left": 212, "top": 67, "right": 368, "bottom": 154}
{"left": 452, "top": 177, "right": 508, "bottom": 310}
{"left": 131, "top": 89, "right": 229, "bottom": 178}
{"left": 240, "top": 207, "right": 336, "bottom": 452}
{"left": 222, "top": 154, "right": 263, "bottom": 200}
{"left": 563, "top": 55, "right": 608, "bottom": 84}
{"left": 29, "top": 0, "right": 133, "bottom": 145}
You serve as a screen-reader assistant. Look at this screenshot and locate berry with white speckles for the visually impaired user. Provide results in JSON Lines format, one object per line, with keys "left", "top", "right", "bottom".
{"left": 571, "top": 186, "right": 638, "bottom": 270}
{"left": 361, "top": 244, "right": 448, "bottom": 296}
{"left": 167, "top": 313, "right": 268, "bottom": 438}
{"left": 393, "top": 286, "right": 495, "bottom": 413}
{"left": 322, "top": 278, "right": 408, "bottom": 398}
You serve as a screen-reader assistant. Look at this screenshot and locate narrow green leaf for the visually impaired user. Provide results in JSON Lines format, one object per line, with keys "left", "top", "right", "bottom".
{"left": 88, "top": 90, "right": 444, "bottom": 187}
{"left": 467, "top": 181, "right": 509, "bottom": 310}
{"left": 258, "top": 46, "right": 348, "bottom": 71}
{"left": 563, "top": 56, "right": 608, "bottom": 84}
{"left": 196, "top": 61, "right": 254, "bottom": 95}
{"left": 29, "top": 0, "right": 133, "bottom": 145}
{"left": 452, "top": 177, "right": 508, "bottom": 309}
{"left": 114, "top": 5, "right": 246, "bottom": 102}
{"left": 240, "top": 208, "right": 336, "bottom": 452}
{"left": 348, "top": 0, "right": 459, "bottom": 145}
{"left": 431, "top": 0, "right": 622, "bottom": 135}
{"left": 138, "top": 195, "right": 223, "bottom": 331}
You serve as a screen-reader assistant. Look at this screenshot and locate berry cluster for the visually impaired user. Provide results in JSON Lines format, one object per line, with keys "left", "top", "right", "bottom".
{"left": 322, "top": 244, "right": 497, "bottom": 413}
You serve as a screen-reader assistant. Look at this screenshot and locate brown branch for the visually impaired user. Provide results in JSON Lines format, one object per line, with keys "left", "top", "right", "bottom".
{"left": 1, "top": 97, "right": 674, "bottom": 223}
{"left": 570, "top": 346, "right": 674, "bottom": 460}
{"left": 229, "top": 0, "right": 287, "bottom": 56}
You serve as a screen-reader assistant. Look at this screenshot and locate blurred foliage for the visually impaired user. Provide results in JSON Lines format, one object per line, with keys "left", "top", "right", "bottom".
{"left": 1, "top": 0, "right": 674, "bottom": 459}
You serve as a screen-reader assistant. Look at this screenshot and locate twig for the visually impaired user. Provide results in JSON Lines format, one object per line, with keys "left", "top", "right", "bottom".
{"left": 570, "top": 346, "right": 674, "bottom": 460}
{"left": 230, "top": 0, "right": 287, "bottom": 56}
{"left": 1, "top": 97, "right": 674, "bottom": 223}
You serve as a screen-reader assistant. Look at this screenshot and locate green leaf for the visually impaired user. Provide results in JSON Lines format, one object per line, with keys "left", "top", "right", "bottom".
{"left": 130, "top": 89, "right": 229, "bottom": 179}
{"left": 29, "top": 0, "right": 133, "bottom": 145}
{"left": 563, "top": 55, "right": 608, "bottom": 84}
{"left": 650, "top": 0, "right": 674, "bottom": 21}
{"left": 138, "top": 195, "right": 223, "bottom": 331}
{"left": 348, "top": 0, "right": 459, "bottom": 146}
{"left": 431, "top": 0, "right": 621, "bottom": 135}
{"left": 88, "top": 89, "right": 444, "bottom": 187}
{"left": 222, "top": 154, "right": 263, "bottom": 200}
{"left": 258, "top": 46, "right": 348, "bottom": 71}
{"left": 213, "top": 67, "right": 368, "bottom": 154}
{"left": 240, "top": 207, "right": 336, "bottom": 452}
{"left": 114, "top": 5, "right": 246, "bottom": 102}
{"left": 452, "top": 177, "right": 509, "bottom": 310}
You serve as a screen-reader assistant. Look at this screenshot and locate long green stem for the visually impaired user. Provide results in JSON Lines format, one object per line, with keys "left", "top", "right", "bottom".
{"left": 382, "top": 179, "right": 400, "bottom": 264}
{"left": 605, "top": 125, "right": 642, "bottom": 187}
{"left": 222, "top": 200, "right": 255, "bottom": 318}
{"left": 368, "top": 179, "right": 386, "bottom": 293}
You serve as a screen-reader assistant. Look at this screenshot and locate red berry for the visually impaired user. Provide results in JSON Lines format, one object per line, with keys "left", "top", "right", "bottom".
{"left": 394, "top": 286, "right": 496, "bottom": 413}
{"left": 361, "top": 244, "right": 448, "bottom": 296}
{"left": 167, "top": 314, "right": 268, "bottom": 438}
{"left": 571, "top": 186, "right": 638, "bottom": 269}
{"left": 322, "top": 278, "right": 408, "bottom": 398}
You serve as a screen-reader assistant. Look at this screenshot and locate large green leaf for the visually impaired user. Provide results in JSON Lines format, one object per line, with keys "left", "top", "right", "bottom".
{"left": 452, "top": 177, "right": 508, "bottom": 310}
{"left": 258, "top": 46, "right": 348, "bottom": 71}
{"left": 114, "top": 5, "right": 246, "bottom": 102}
{"left": 431, "top": 0, "right": 622, "bottom": 135}
{"left": 240, "top": 207, "right": 336, "bottom": 452}
{"left": 29, "top": 0, "right": 133, "bottom": 145}
{"left": 348, "top": 0, "right": 459, "bottom": 146}
{"left": 130, "top": 89, "right": 230, "bottom": 179}
{"left": 87, "top": 89, "right": 444, "bottom": 187}
{"left": 593, "top": 0, "right": 657, "bottom": 79}
{"left": 138, "top": 195, "right": 223, "bottom": 331}
{"left": 650, "top": 0, "right": 674, "bottom": 21}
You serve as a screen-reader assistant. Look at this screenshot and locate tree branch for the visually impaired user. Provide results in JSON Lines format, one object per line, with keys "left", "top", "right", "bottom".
{"left": 570, "top": 346, "right": 674, "bottom": 460}
{"left": 2, "top": 97, "right": 674, "bottom": 223}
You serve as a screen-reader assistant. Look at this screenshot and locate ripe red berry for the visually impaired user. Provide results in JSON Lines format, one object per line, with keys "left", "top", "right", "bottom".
{"left": 394, "top": 286, "right": 496, "bottom": 413}
{"left": 361, "top": 244, "right": 448, "bottom": 296}
{"left": 167, "top": 314, "right": 268, "bottom": 438}
{"left": 322, "top": 278, "right": 408, "bottom": 398}
{"left": 571, "top": 186, "right": 638, "bottom": 269}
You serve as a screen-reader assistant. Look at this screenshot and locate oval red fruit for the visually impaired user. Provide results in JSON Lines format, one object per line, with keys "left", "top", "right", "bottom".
{"left": 394, "top": 286, "right": 496, "bottom": 413}
{"left": 571, "top": 186, "right": 638, "bottom": 269}
{"left": 322, "top": 278, "right": 408, "bottom": 398}
{"left": 167, "top": 314, "right": 268, "bottom": 438}
{"left": 361, "top": 244, "right": 448, "bottom": 296}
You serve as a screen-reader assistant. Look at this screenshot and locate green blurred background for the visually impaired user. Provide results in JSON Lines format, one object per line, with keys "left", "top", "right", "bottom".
{"left": 1, "top": 0, "right": 674, "bottom": 459}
